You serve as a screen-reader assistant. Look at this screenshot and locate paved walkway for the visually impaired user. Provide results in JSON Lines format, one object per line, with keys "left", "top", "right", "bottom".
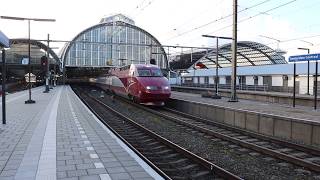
{"left": 171, "top": 91, "right": 320, "bottom": 122}
{"left": 0, "top": 86, "right": 162, "bottom": 180}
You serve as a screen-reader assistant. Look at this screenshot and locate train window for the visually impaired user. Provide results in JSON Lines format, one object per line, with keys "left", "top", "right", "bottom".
{"left": 137, "top": 69, "right": 163, "bottom": 77}
{"left": 137, "top": 70, "right": 151, "bottom": 76}
{"left": 151, "top": 69, "right": 163, "bottom": 77}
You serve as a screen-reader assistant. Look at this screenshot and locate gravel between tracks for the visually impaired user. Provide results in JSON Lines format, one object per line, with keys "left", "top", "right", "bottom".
{"left": 78, "top": 86, "right": 320, "bottom": 180}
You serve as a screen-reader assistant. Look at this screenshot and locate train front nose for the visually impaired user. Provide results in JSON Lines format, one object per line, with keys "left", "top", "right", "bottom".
{"left": 139, "top": 85, "right": 171, "bottom": 103}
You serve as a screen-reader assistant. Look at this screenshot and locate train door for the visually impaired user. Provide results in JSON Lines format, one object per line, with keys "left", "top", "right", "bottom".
{"left": 127, "top": 67, "right": 136, "bottom": 96}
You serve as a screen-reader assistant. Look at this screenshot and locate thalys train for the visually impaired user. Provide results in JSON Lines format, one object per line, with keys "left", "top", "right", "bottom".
{"left": 90, "top": 64, "right": 171, "bottom": 105}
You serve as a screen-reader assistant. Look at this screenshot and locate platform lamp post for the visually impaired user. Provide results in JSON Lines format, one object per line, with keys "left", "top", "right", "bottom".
{"left": 202, "top": 35, "right": 232, "bottom": 99}
{"left": 0, "top": 16, "right": 55, "bottom": 104}
{"left": 0, "top": 30, "right": 9, "bottom": 125}
{"left": 229, "top": 0, "right": 238, "bottom": 102}
{"left": 298, "top": 45, "right": 313, "bottom": 95}
{"left": 44, "top": 34, "right": 51, "bottom": 93}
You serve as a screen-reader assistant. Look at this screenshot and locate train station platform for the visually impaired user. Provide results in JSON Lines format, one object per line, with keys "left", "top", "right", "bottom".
{"left": 0, "top": 86, "right": 161, "bottom": 180}
{"left": 171, "top": 85, "right": 320, "bottom": 108}
{"left": 168, "top": 91, "right": 320, "bottom": 147}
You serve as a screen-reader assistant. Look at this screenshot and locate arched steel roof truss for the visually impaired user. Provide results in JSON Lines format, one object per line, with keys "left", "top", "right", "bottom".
{"left": 9, "top": 38, "right": 60, "bottom": 64}
{"left": 195, "top": 41, "right": 286, "bottom": 69}
{"left": 61, "top": 21, "right": 167, "bottom": 70}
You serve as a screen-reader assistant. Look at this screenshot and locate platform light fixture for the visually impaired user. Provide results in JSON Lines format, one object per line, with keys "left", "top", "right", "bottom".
{"left": 202, "top": 35, "right": 233, "bottom": 99}
{"left": 298, "top": 40, "right": 313, "bottom": 96}
{"left": 0, "top": 16, "right": 55, "bottom": 104}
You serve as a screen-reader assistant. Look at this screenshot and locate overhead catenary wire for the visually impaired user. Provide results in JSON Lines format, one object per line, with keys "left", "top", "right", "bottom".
{"left": 176, "top": 0, "right": 298, "bottom": 46}
{"left": 206, "top": 0, "right": 298, "bottom": 35}
{"left": 127, "top": 0, "right": 148, "bottom": 17}
{"left": 165, "top": 0, "right": 273, "bottom": 42}
{"left": 264, "top": 34, "right": 320, "bottom": 46}
{"left": 161, "top": 0, "right": 225, "bottom": 37}
{"left": 130, "top": 0, "right": 156, "bottom": 18}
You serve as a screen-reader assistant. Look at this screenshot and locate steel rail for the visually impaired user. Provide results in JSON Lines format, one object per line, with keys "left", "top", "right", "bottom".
{"left": 131, "top": 103, "right": 320, "bottom": 173}
{"left": 164, "top": 107, "right": 320, "bottom": 156}
{"left": 74, "top": 87, "right": 242, "bottom": 180}
{"left": 72, "top": 89, "right": 172, "bottom": 180}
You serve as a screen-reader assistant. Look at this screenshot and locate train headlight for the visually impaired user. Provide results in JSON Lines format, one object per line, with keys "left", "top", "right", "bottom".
{"left": 163, "top": 86, "right": 170, "bottom": 90}
{"left": 146, "top": 86, "right": 157, "bottom": 90}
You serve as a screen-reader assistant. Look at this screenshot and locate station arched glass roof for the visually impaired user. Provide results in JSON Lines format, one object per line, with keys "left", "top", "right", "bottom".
{"left": 196, "top": 41, "right": 287, "bottom": 68}
{"left": 6, "top": 38, "right": 60, "bottom": 65}
{"left": 61, "top": 14, "right": 167, "bottom": 69}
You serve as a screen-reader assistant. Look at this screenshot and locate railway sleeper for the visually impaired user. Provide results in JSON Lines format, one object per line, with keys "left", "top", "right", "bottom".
{"left": 146, "top": 141, "right": 161, "bottom": 146}
{"left": 143, "top": 149, "right": 173, "bottom": 156}
{"left": 131, "top": 132, "right": 145, "bottom": 137}
{"left": 228, "top": 133, "right": 241, "bottom": 137}
{"left": 218, "top": 130, "right": 232, "bottom": 134}
{"left": 234, "top": 136, "right": 249, "bottom": 140}
{"left": 125, "top": 135, "right": 149, "bottom": 140}
{"left": 253, "top": 141, "right": 269, "bottom": 145}
{"left": 191, "top": 170, "right": 212, "bottom": 179}
{"left": 155, "top": 149, "right": 173, "bottom": 155}
{"left": 304, "top": 157, "right": 320, "bottom": 164}
{"left": 179, "top": 163, "right": 199, "bottom": 171}
{"left": 141, "top": 153, "right": 182, "bottom": 166}
{"left": 291, "top": 152, "right": 310, "bottom": 158}
{"left": 157, "top": 158, "right": 189, "bottom": 165}
{"left": 149, "top": 145, "right": 166, "bottom": 150}
{"left": 244, "top": 138, "right": 259, "bottom": 143}
{"left": 275, "top": 148, "right": 294, "bottom": 153}
{"left": 160, "top": 153, "right": 180, "bottom": 159}
{"left": 169, "top": 175, "right": 192, "bottom": 180}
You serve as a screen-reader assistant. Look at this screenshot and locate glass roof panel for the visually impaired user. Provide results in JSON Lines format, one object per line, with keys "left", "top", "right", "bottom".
{"left": 197, "top": 41, "right": 286, "bottom": 68}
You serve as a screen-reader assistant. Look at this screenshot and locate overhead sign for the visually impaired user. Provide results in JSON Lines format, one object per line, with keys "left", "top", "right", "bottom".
{"left": 289, "top": 53, "right": 320, "bottom": 62}
{"left": 0, "top": 31, "right": 9, "bottom": 48}
{"left": 24, "top": 73, "right": 36, "bottom": 83}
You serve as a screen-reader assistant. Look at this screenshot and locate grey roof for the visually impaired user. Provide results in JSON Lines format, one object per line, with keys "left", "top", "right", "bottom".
{"left": 197, "top": 41, "right": 287, "bottom": 68}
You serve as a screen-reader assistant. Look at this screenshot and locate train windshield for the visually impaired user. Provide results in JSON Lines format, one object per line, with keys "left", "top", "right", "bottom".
{"left": 137, "top": 69, "right": 163, "bottom": 77}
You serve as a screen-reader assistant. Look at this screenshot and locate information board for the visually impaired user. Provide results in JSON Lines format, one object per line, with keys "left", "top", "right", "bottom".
{"left": 289, "top": 53, "right": 320, "bottom": 62}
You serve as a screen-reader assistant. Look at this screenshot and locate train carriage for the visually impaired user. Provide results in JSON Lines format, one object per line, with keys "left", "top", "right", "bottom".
{"left": 92, "top": 64, "right": 171, "bottom": 105}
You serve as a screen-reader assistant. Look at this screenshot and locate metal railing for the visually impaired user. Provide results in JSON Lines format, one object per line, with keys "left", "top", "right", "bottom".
{"left": 179, "top": 82, "right": 269, "bottom": 92}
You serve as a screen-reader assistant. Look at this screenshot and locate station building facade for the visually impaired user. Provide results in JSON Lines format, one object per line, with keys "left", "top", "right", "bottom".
{"left": 61, "top": 14, "right": 167, "bottom": 70}
{"left": 170, "top": 41, "right": 319, "bottom": 95}
{"left": 179, "top": 63, "right": 319, "bottom": 95}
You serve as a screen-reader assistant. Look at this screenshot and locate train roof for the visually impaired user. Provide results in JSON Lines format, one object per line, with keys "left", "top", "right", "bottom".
{"left": 132, "top": 64, "right": 159, "bottom": 69}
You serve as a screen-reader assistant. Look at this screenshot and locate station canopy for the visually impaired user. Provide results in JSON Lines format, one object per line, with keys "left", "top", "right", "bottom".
{"left": 195, "top": 41, "right": 287, "bottom": 69}
{"left": 5, "top": 38, "right": 59, "bottom": 65}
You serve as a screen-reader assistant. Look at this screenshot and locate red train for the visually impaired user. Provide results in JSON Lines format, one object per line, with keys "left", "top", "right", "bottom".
{"left": 90, "top": 64, "right": 171, "bottom": 105}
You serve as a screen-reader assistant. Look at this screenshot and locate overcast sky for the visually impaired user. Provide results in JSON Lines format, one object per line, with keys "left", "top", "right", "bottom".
{"left": 1, "top": 0, "right": 320, "bottom": 58}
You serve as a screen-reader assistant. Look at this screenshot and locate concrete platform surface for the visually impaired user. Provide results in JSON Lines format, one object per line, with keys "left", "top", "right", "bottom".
{"left": 170, "top": 91, "right": 320, "bottom": 146}
{"left": 171, "top": 91, "right": 320, "bottom": 122}
{"left": 0, "top": 85, "right": 162, "bottom": 180}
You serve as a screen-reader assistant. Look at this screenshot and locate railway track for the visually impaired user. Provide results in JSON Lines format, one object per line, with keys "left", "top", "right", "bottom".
{"left": 72, "top": 87, "right": 242, "bottom": 180}
{"left": 123, "top": 99, "right": 320, "bottom": 174}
